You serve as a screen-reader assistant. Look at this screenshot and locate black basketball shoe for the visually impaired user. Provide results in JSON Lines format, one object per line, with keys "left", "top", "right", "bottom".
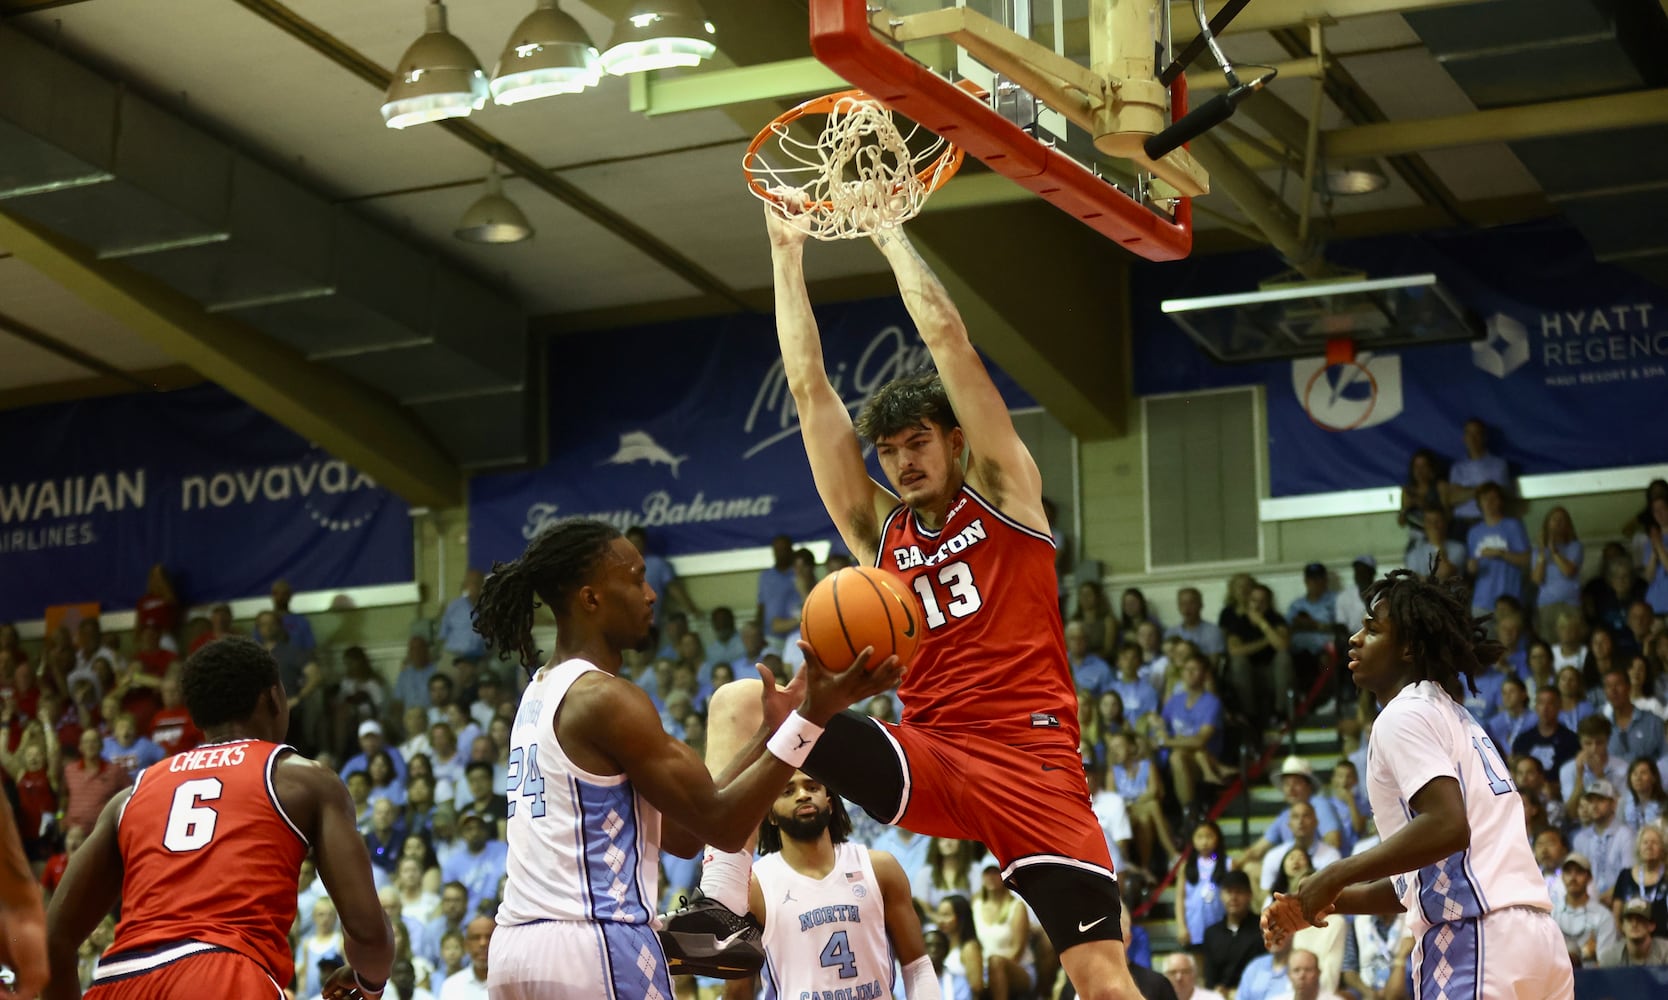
{"left": 656, "top": 892, "right": 765, "bottom": 979}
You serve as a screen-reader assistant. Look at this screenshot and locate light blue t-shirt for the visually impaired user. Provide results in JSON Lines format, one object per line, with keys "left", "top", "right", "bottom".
{"left": 1536, "top": 540, "right": 1584, "bottom": 608}
{"left": 1162, "top": 691, "right": 1223, "bottom": 756}
{"left": 1467, "top": 517, "right": 1530, "bottom": 610}
{"left": 1286, "top": 591, "right": 1338, "bottom": 656}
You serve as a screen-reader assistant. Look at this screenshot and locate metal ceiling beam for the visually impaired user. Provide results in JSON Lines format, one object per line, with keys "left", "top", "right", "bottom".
{"left": 1190, "top": 134, "right": 1329, "bottom": 277}
{"left": 0, "top": 364, "right": 202, "bottom": 413}
{"left": 0, "top": 208, "right": 463, "bottom": 508}
{"left": 1172, "top": 0, "right": 1493, "bottom": 39}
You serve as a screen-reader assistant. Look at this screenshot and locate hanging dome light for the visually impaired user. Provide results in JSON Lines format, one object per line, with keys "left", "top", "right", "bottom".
{"left": 599, "top": 0, "right": 717, "bottom": 76}
{"left": 455, "top": 167, "right": 534, "bottom": 244}
{"left": 491, "top": 0, "right": 602, "bottom": 105}
{"left": 381, "top": 1, "right": 490, "bottom": 129}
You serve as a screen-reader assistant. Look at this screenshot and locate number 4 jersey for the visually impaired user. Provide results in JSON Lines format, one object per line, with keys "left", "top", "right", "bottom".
{"left": 109, "top": 739, "right": 308, "bottom": 985}
{"left": 755, "top": 842, "right": 894, "bottom": 1000}
{"left": 877, "top": 484, "right": 1078, "bottom": 749}
{"left": 498, "top": 657, "right": 663, "bottom": 927}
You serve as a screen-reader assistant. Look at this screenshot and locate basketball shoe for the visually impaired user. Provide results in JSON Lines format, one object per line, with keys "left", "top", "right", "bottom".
{"left": 656, "top": 892, "right": 765, "bottom": 979}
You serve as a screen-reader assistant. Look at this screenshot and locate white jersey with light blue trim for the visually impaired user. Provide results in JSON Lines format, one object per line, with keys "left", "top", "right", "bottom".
{"left": 497, "top": 657, "right": 663, "bottom": 927}
{"left": 755, "top": 842, "right": 895, "bottom": 1000}
{"left": 1366, "top": 680, "right": 1552, "bottom": 937}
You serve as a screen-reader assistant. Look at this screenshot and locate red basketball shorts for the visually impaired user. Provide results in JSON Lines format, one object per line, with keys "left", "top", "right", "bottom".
{"left": 86, "top": 946, "right": 284, "bottom": 1000}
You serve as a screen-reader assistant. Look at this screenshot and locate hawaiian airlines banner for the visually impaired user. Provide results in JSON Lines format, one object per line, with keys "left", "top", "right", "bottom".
{"left": 468, "top": 297, "right": 1035, "bottom": 560}
{"left": 0, "top": 384, "right": 412, "bottom": 621}
{"left": 1131, "top": 221, "right": 1668, "bottom": 495}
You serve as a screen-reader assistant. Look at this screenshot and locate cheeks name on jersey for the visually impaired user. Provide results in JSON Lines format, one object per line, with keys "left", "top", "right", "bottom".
{"left": 891, "top": 518, "right": 987, "bottom": 571}
{"left": 797, "top": 981, "right": 886, "bottom": 1000}
{"left": 797, "top": 903, "right": 863, "bottom": 932}
{"left": 168, "top": 743, "right": 247, "bottom": 772}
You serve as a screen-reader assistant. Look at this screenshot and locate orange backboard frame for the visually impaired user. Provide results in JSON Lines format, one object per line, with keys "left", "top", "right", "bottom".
{"left": 809, "top": 0, "right": 1194, "bottom": 261}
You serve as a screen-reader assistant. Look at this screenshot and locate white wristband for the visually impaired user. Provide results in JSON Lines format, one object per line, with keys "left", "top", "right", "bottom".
{"left": 766, "top": 711, "right": 825, "bottom": 768}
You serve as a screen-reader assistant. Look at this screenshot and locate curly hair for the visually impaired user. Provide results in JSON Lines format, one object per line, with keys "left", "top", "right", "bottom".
{"left": 852, "top": 371, "right": 958, "bottom": 443}
{"left": 472, "top": 518, "right": 621, "bottom": 672}
{"left": 182, "top": 637, "right": 280, "bottom": 729}
{"left": 1362, "top": 569, "right": 1504, "bottom": 702}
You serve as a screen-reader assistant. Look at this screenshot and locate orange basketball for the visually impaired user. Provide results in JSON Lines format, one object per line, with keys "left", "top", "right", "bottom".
{"left": 799, "top": 566, "right": 922, "bottom": 670}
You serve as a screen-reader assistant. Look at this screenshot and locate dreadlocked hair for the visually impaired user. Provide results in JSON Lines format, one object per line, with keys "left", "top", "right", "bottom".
{"left": 1361, "top": 568, "right": 1504, "bottom": 702}
{"left": 473, "top": 518, "right": 621, "bottom": 673}
{"left": 756, "top": 793, "right": 852, "bottom": 855}
{"left": 853, "top": 370, "right": 958, "bottom": 443}
{"left": 183, "top": 637, "right": 280, "bottom": 729}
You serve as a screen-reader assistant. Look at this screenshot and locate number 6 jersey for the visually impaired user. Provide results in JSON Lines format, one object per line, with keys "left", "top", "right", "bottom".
{"left": 755, "top": 842, "right": 894, "bottom": 1000}
{"left": 878, "top": 484, "right": 1078, "bottom": 749}
{"left": 498, "top": 657, "right": 663, "bottom": 927}
{"left": 109, "top": 739, "right": 308, "bottom": 986}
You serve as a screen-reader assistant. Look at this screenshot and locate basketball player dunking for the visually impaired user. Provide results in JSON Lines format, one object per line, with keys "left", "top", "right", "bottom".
{"left": 725, "top": 772, "right": 937, "bottom": 1000}
{"left": 468, "top": 519, "right": 902, "bottom": 998}
{"left": 45, "top": 638, "right": 393, "bottom": 1000}
{"left": 1262, "top": 570, "right": 1574, "bottom": 999}
{"left": 670, "top": 208, "right": 1143, "bottom": 1000}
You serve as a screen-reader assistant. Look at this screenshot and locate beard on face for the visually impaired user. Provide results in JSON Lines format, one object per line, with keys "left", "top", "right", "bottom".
{"left": 774, "top": 802, "right": 833, "bottom": 842}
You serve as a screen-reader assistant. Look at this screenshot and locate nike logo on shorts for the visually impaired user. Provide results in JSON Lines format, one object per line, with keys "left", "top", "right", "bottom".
{"left": 1077, "top": 917, "right": 1108, "bottom": 933}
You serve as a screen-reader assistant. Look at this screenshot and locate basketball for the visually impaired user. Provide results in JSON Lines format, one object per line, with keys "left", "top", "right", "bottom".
{"left": 799, "top": 566, "right": 922, "bottom": 669}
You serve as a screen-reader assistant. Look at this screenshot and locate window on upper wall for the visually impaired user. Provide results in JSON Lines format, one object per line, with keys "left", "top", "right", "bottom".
{"left": 1143, "top": 388, "right": 1262, "bottom": 569}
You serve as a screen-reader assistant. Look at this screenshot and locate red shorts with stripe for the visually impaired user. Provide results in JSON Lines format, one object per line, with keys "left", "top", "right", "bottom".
{"left": 879, "top": 722, "right": 1113, "bottom": 879}
{"left": 86, "top": 948, "right": 284, "bottom": 1000}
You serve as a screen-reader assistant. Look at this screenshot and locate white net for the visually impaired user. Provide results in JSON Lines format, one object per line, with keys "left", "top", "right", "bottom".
{"left": 743, "top": 93, "right": 962, "bottom": 240}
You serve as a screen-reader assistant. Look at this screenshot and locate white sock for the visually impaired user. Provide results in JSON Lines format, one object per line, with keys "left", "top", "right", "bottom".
{"left": 699, "top": 847, "right": 752, "bottom": 913}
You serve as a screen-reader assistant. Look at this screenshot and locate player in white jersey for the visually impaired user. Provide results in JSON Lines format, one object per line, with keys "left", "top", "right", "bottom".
{"left": 726, "top": 772, "right": 938, "bottom": 1000}
{"left": 1263, "top": 569, "right": 1574, "bottom": 1000}
{"left": 470, "top": 518, "right": 904, "bottom": 999}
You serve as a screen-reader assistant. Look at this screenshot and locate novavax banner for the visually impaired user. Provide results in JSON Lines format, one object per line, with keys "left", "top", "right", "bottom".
{"left": 0, "top": 384, "right": 412, "bottom": 621}
{"left": 469, "top": 297, "right": 1035, "bottom": 561}
{"left": 1131, "top": 220, "right": 1668, "bottom": 495}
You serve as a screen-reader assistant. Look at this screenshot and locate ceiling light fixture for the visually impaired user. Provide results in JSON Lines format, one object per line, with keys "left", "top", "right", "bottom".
{"left": 381, "top": 1, "right": 490, "bottom": 129}
{"left": 455, "top": 165, "right": 535, "bottom": 244}
{"left": 491, "top": 0, "right": 602, "bottom": 105}
{"left": 1323, "top": 158, "right": 1389, "bottom": 196}
{"left": 599, "top": 0, "right": 718, "bottom": 76}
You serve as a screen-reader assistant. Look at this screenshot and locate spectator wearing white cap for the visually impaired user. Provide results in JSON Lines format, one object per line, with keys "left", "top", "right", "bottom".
{"left": 1238, "top": 757, "right": 1345, "bottom": 889}
{"left": 1569, "top": 778, "right": 1636, "bottom": 905}
{"left": 1553, "top": 852, "right": 1618, "bottom": 967}
{"left": 1599, "top": 898, "right": 1668, "bottom": 967}
{"left": 341, "top": 719, "right": 409, "bottom": 783}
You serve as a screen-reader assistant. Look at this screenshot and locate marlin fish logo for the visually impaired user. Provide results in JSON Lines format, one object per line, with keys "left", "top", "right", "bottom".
{"left": 599, "top": 431, "right": 687, "bottom": 478}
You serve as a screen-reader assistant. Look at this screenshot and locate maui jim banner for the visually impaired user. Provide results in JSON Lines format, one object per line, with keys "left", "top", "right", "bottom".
{"left": 1131, "top": 221, "right": 1668, "bottom": 496}
{"left": 0, "top": 384, "right": 413, "bottom": 621}
{"left": 469, "top": 297, "right": 1035, "bottom": 561}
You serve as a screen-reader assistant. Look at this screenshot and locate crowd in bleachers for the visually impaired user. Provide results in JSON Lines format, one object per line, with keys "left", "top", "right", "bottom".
{"left": 6, "top": 440, "right": 1667, "bottom": 998}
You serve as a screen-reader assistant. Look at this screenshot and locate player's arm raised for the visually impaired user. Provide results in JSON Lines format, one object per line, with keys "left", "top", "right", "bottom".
{"left": 870, "top": 229, "right": 1045, "bottom": 530}
{"left": 0, "top": 792, "right": 47, "bottom": 999}
{"left": 43, "top": 789, "right": 131, "bottom": 1000}
{"left": 768, "top": 205, "right": 893, "bottom": 564}
{"left": 569, "top": 655, "right": 902, "bottom": 854}
{"left": 282, "top": 756, "right": 394, "bottom": 993}
{"left": 873, "top": 850, "right": 942, "bottom": 1000}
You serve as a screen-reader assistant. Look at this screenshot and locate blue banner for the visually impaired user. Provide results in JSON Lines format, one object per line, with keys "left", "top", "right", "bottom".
{"left": 0, "top": 384, "right": 413, "bottom": 621}
{"left": 1132, "top": 221, "right": 1668, "bottom": 495}
{"left": 469, "top": 297, "right": 1035, "bottom": 562}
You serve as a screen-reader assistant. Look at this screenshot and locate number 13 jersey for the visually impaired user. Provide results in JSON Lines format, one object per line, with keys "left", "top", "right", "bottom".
{"left": 877, "top": 484, "right": 1078, "bottom": 749}
{"left": 498, "top": 657, "right": 663, "bottom": 927}
{"left": 755, "top": 842, "right": 893, "bottom": 1000}
{"left": 110, "top": 739, "right": 308, "bottom": 986}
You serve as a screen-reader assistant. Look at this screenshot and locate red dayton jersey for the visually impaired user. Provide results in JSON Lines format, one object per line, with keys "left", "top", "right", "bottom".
{"left": 876, "top": 485, "right": 1079, "bottom": 750}
{"left": 110, "top": 739, "right": 308, "bottom": 986}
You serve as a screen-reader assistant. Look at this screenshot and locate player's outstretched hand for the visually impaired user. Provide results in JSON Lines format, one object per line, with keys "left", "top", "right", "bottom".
{"left": 755, "top": 662, "right": 808, "bottom": 734}
{"left": 797, "top": 640, "right": 906, "bottom": 725}
{"left": 763, "top": 192, "right": 811, "bottom": 251}
{"left": 1261, "top": 892, "right": 1305, "bottom": 950}
{"left": 320, "top": 966, "right": 384, "bottom": 1000}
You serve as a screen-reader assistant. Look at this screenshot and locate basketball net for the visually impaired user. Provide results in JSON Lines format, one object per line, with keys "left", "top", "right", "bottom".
{"left": 743, "top": 91, "right": 964, "bottom": 241}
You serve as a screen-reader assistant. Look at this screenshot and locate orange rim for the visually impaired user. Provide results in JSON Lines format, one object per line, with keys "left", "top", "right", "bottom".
{"left": 742, "top": 88, "right": 965, "bottom": 210}
{"left": 1301, "top": 361, "right": 1379, "bottom": 432}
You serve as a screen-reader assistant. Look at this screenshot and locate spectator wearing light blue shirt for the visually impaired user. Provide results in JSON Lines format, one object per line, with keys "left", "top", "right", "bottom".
{"left": 1531, "top": 506, "right": 1584, "bottom": 638}
{"left": 1466, "top": 482, "right": 1532, "bottom": 616}
{"left": 1448, "top": 417, "right": 1513, "bottom": 525}
{"left": 441, "top": 811, "right": 509, "bottom": 915}
{"left": 1109, "top": 642, "right": 1159, "bottom": 723}
{"left": 392, "top": 637, "right": 441, "bottom": 715}
{"left": 1066, "top": 620, "right": 1115, "bottom": 698}
{"left": 1235, "top": 946, "right": 1292, "bottom": 1000}
{"left": 101, "top": 714, "right": 164, "bottom": 780}
{"left": 1166, "top": 587, "right": 1226, "bottom": 660}
{"left": 756, "top": 535, "right": 801, "bottom": 652}
{"left": 270, "top": 579, "right": 316, "bottom": 653}
{"left": 626, "top": 526, "right": 698, "bottom": 629}
{"left": 1287, "top": 563, "right": 1338, "bottom": 679}
{"left": 437, "top": 569, "right": 487, "bottom": 661}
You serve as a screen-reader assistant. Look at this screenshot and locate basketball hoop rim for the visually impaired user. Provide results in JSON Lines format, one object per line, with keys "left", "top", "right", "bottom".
{"left": 1301, "top": 359, "right": 1380, "bottom": 433}
{"left": 741, "top": 88, "right": 966, "bottom": 209}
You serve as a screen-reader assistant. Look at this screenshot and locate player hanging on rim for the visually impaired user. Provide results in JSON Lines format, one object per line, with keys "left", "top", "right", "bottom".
{"left": 724, "top": 771, "right": 938, "bottom": 1000}
{"left": 45, "top": 637, "right": 393, "bottom": 1000}
{"left": 663, "top": 204, "right": 1143, "bottom": 1000}
{"left": 1262, "top": 569, "right": 1575, "bottom": 999}
{"left": 469, "top": 518, "right": 904, "bottom": 998}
